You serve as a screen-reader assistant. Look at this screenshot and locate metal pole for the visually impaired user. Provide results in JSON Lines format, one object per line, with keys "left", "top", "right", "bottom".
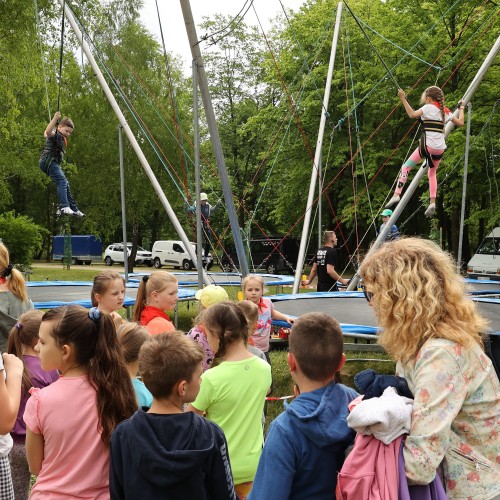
{"left": 193, "top": 60, "right": 203, "bottom": 290}
{"left": 293, "top": 2, "right": 343, "bottom": 293}
{"left": 118, "top": 125, "right": 129, "bottom": 282}
{"left": 348, "top": 34, "right": 500, "bottom": 290}
{"left": 318, "top": 153, "right": 322, "bottom": 250}
{"left": 58, "top": 0, "right": 211, "bottom": 285}
{"left": 457, "top": 101, "right": 472, "bottom": 274}
{"left": 179, "top": 0, "right": 250, "bottom": 277}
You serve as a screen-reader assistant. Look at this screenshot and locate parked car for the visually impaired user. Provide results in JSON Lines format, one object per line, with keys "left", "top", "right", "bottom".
{"left": 152, "top": 240, "right": 213, "bottom": 270}
{"left": 104, "top": 243, "right": 153, "bottom": 267}
{"left": 467, "top": 227, "right": 500, "bottom": 279}
{"left": 220, "top": 236, "right": 300, "bottom": 274}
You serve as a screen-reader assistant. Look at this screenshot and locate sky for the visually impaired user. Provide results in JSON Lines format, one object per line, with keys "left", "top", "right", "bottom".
{"left": 139, "top": 0, "right": 306, "bottom": 74}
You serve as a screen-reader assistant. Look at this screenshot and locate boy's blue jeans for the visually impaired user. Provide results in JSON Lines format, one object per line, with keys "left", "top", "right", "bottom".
{"left": 39, "top": 159, "right": 78, "bottom": 211}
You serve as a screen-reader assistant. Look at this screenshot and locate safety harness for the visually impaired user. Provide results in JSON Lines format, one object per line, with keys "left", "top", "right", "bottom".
{"left": 418, "top": 102, "right": 448, "bottom": 169}
{"left": 41, "top": 130, "right": 66, "bottom": 173}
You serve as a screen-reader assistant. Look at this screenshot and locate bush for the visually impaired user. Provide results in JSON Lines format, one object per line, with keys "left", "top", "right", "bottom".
{"left": 0, "top": 212, "right": 47, "bottom": 266}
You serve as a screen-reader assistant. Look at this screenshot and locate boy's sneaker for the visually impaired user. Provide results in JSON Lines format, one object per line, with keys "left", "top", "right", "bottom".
{"left": 73, "top": 210, "right": 85, "bottom": 217}
{"left": 385, "top": 195, "right": 400, "bottom": 208}
{"left": 59, "top": 207, "right": 75, "bottom": 216}
{"left": 424, "top": 203, "right": 436, "bottom": 218}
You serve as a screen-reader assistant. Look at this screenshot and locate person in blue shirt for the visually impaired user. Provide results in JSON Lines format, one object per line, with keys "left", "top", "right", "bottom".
{"left": 378, "top": 209, "right": 400, "bottom": 241}
{"left": 248, "top": 313, "right": 358, "bottom": 500}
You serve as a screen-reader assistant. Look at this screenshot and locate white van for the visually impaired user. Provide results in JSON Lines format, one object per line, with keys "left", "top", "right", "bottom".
{"left": 152, "top": 240, "right": 213, "bottom": 270}
{"left": 467, "top": 227, "right": 500, "bottom": 279}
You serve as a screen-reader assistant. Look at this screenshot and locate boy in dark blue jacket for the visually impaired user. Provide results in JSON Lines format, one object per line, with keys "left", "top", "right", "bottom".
{"left": 249, "top": 313, "right": 358, "bottom": 500}
{"left": 109, "top": 332, "right": 236, "bottom": 500}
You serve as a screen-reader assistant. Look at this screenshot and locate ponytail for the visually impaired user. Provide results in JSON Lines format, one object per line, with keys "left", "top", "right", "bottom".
{"left": 42, "top": 306, "right": 136, "bottom": 447}
{"left": 87, "top": 308, "right": 137, "bottom": 446}
{"left": 8, "top": 310, "right": 44, "bottom": 395}
{"left": 132, "top": 277, "right": 148, "bottom": 322}
{"left": 424, "top": 86, "right": 446, "bottom": 122}
{"left": 0, "top": 243, "right": 28, "bottom": 302}
{"left": 204, "top": 302, "right": 248, "bottom": 366}
{"left": 132, "top": 272, "right": 177, "bottom": 323}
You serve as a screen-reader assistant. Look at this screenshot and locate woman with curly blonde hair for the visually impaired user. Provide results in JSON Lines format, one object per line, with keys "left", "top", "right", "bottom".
{"left": 359, "top": 237, "right": 500, "bottom": 499}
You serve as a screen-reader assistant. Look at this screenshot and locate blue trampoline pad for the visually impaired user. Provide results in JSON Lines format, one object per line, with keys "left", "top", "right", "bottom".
{"left": 128, "top": 272, "right": 294, "bottom": 287}
{"left": 269, "top": 291, "right": 500, "bottom": 335}
{"left": 27, "top": 282, "right": 195, "bottom": 309}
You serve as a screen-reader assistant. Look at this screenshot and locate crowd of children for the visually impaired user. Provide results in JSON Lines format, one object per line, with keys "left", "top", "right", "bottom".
{"left": 1, "top": 233, "right": 499, "bottom": 499}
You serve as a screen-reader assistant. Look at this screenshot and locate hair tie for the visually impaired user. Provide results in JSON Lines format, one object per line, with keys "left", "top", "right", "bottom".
{"left": 88, "top": 307, "right": 101, "bottom": 323}
{"left": 14, "top": 322, "right": 22, "bottom": 330}
{"left": 142, "top": 275, "right": 149, "bottom": 283}
{"left": 1, "top": 263, "right": 12, "bottom": 278}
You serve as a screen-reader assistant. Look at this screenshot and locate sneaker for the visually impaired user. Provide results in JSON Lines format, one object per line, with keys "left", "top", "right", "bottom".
{"left": 424, "top": 203, "right": 436, "bottom": 218}
{"left": 386, "top": 195, "right": 400, "bottom": 208}
{"left": 73, "top": 210, "right": 85, "bottom": 217}
{"left": 59, "top": 207, "right": 75, "bottom": 216}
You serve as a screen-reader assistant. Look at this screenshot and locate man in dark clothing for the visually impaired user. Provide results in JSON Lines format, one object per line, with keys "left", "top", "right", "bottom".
{"left": 302, "top": 231, "right": 348, "bottom": 292}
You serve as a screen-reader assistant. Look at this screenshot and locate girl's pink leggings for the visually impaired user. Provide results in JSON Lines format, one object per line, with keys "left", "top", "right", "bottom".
{"left": 395, "top": 146, "right": 444, "bottom": 199}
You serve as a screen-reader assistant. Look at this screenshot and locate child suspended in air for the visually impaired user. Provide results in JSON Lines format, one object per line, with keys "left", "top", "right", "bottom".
{"left": 39, "top": 111, "right": 84, "bottom": 217}
{"left": 386, "top": 87, "right": 465, "bottom": 217}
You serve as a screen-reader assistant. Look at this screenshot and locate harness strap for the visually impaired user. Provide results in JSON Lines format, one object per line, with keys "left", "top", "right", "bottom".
{"left": 421, "top": 119, "right": 445, "bottom": 133}
{"left": 418, "top": 134, "right": 444, "bottom": 169}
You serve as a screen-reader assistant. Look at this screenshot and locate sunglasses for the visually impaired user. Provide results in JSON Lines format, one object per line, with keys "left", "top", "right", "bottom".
{"left": 360, "top": 284, "right": 373, "bottom": 303}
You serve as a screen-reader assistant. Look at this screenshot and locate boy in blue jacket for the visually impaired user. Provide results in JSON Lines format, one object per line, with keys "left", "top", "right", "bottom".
{"left": 109, "top": 332, "right": 236, "bottom": 500}
{"left": 249, "top": 313, "right": 358, "bottom": 500}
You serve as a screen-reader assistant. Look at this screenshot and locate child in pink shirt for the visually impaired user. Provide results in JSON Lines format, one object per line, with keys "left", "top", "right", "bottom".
{"left": 23, "top": 306, "right": 136, "bottom": 499}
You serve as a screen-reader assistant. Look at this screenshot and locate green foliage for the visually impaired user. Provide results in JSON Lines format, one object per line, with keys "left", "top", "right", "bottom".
{"left": 0, "top": 212, "right": 47, "bottom": 265}
{"left": 0, "top": 0, "right": 498, "bottom": 270}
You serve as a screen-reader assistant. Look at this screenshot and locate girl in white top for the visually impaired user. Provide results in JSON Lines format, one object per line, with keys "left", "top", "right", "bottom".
{"left": 386, "top": 86, "right": 465, "bottom": 217}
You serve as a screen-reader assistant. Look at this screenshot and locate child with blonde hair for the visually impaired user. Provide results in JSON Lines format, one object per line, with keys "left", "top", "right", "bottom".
{"left": 91, "top": 271, "right": 126, "bottom": 328}
{"left": 236, "top": 300, "right": 267, "bottom": 363}
{"left": 387, "top": 86, "right": 465, "bottom": 217}
{"left": 132, "top": 272, "right": 178, "bottom": 335}
{"left": 7, "top": 310, "right": 59, "bottom": 500}
{"left": 116, "top": 322, "right": 153, "bottom": 408}
{"left": 188, "top": 302, "right": 271, "bottom": 499}
{"left": 242, "top": 274, "right": 293, "bottom": 367}
{"left": 0, "top": 243, "right": 33, "bottom": 350}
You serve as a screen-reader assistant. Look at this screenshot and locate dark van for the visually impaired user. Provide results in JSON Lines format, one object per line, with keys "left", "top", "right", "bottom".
{"left": 220, "top": 236, "right": 300, "bottom": 274}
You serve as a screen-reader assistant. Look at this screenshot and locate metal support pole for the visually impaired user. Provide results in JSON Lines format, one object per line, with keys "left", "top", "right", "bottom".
{"left": 193, "top": 60, "right": 203, "bottom": 290}
{"left": 58, "top": 0, "right": 211, "bottom": 285}
{"left": 293, "top": 2, "right": 343, "bottom": 293}
{"left": 348, "top": 34, "right": 500, "bottom": 290}
{"left": 118, "top": 125, "right": 128, "bottom": 282}
{"left": 180, "top": 0, "right": 249, "bottom": 277}
{"left": 457, "top": 102, "right": 472, "bottom": 274}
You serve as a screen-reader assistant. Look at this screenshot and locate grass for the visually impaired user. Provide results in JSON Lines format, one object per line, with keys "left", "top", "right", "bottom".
{"left": 265, "top": 349, "right": 395, "bottom": 428}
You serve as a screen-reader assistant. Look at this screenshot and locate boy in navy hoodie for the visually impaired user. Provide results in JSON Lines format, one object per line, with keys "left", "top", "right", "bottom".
{"left": 109, "top": 332, "right": 236, "bottom": 500}
{"left": 249, "top": 313, "right": 358, "bottom": 500}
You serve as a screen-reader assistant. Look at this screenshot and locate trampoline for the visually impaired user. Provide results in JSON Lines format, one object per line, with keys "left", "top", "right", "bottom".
{"left": 268, "top": 291, "right": 500, "bottom": 347}
{"left": 128, "top": 272, "right": 294, "bottom": 289}
{"left": 465, "top": 278, "right": 500, "bottom": 296}
{"left": 26, "top": 281, "right": 195, "bottom": 310}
